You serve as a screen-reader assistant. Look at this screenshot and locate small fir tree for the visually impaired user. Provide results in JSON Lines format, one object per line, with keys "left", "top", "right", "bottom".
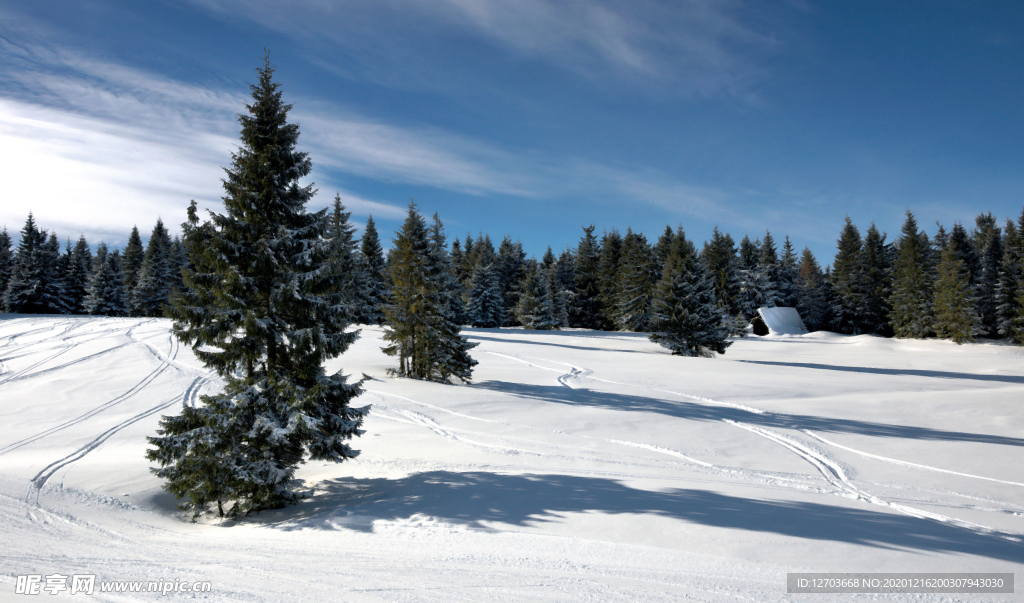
{"left": 795, "top": 247, "right": 830, "bottom": 331}
{"left": 0, "top": 227, "right": 12, "bottom": 298}
{"left": 131, "top": 219, "right": 174, "bottom": 317}
{"left": 63, "top": 235, "right": 93, "bottom": 314}
{"left": 466, "top": 261, "right": 504, "bottom": 328}
{"left": 122, "top": 226, "right": 145, "bottom": 292}
{"left": 357, "top": 215, "right": 388, "bottom": 325}
{"left": 829, "top": 217, "right": 868, "bottom": 334}
{"left": 571, "top": 225, "right": 603, "bottom": 329}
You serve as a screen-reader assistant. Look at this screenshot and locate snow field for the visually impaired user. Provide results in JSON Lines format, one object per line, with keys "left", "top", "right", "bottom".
{"left": 0, "top": 316, "right": 1022, "bottom": 601}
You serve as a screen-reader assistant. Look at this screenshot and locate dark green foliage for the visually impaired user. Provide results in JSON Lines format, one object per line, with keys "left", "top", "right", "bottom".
{"left": 130, "top": 219, "right": 174, "bottom": 317}
{"left": 861, "top": 224, "right": 892, "bottom": 336}
{"left": 972, "top": 213, "right": 1002, "bottom": 337}
{"left": 149, "top": 56, "right": 366, "bottom": 519}
{"left": 466, "top": 261, "right": 503, "bottom": 327}
{"left": 83, "top": 245, "right": 127, "bottom": 316}
{"left": 495, "top": 236, "right": 527, "bottom": 326}
{"left": 383, "top": 204, "right": 477, "bottom": 382}
{"left": 596, "top": 229, "right": 623, "bottom": 330}
{"left": 570, "top": 225, "right": 603, "bottom": 329}
{"left": 357, "top": 215, "right": 388, "bottom": 325}
{"left": 122, "top": 226, "right": 145, "bottom": 292}
{"left": 649, "top": 228, "right": 731, "bottom": 357}
{"left": 778, "top": 236, "right": 799, "bottom": 307}
{"left": 615, "top": 229, "right": 657, "bottom": 331}
{"left": 996, "top": 211, "right": 1024, "bottom": 342}
{"left": 0, "top": 228, "right": 11, "bottom": 298}
{"left": 738, "top": 235, "right": 758, "bottom": 270}
{"left": 326, "top": 195, "right": 362, "bottom": 322}
{"left": 702, "top": 227, "right": 742, "bottom": 325}
{"left": 889, "top": 211, "right": 935, "bottom": 338}
{"left": 933, "top": 238, "right": 982, "bottom": 343}
{"left": 796, "top": 247, "right": 830, "bottom": 331}
{"left": 4, "top": 214, "right": 65, "bottom": 314}
{"left": 63, "top": 236, "right": 92, "bottom": 314}
{"left": 829, "top": 217, "right": 867, "bottom": 334}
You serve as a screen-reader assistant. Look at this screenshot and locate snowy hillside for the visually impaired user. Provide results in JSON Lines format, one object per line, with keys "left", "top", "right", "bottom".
{"left": 1, "top": 315, "right": 1022, "bottom": 601}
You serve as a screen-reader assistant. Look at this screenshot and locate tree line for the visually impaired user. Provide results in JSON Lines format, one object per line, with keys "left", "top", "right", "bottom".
{"left": 4, "top": 204, "right": 1024, "bottom": 349}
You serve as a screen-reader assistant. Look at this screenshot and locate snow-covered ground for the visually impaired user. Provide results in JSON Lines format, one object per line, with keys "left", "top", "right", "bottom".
{"left": 1, "top": 315, "right": 1021, "bottom": 601}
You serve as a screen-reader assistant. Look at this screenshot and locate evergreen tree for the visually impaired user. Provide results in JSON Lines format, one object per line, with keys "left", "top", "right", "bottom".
{"left": 778, "top": 236, "right": 799, "bottom": 307}
{"left": 653, "top": 225, "right": 675, "bottom": 278}
{"left": 738, "top": 235, "right": 759, "bottom": 270}
{"left": 996, "top": 212, "right": 1024, "bottom": 342}
{"left": 861, "top": 223, "right": 892, "bottom": 335}
{"left": 423, "top": 213, "right": 478, "bottom": 382}
{"left": 933, "top": 237, "right": 982, "bottom": 343}
{"left": 571, "top": 225, "right": 603, "bottom": 329}
{"left": 131, "top": 218, "right": 174, "bottom": 317}
{"left": 122, "top": 225, "right": 145, "bottom": 292}
{"left": 325, "top": 194, "right": 362, "bottom": 322}
{"left": 357, "top": 215, "right": 388, "bottom": 325}
{"left": 4, "top": 214, "right": 65, "bottom": 314}
{"left": 702, "top": 227, "right": 742, "bottom": 328}
{"left": 466, "top": 261, "right": 504, "bottom": 327}
{"left": 596, "top": 229, "right": 623, "bottom": 330}
{"left": 972, "top": 213, "right": 1003, "bottom": 337}
{"left": 63, "top": 235, "right": 93, "bottom": 314}
{"left": 829, "top": 217, "right": 867, "bottom": 334}
{"left": 889, "top": 210, "right": 935, "bottom": 338}
{"left": 384, "top": 204, "right": 477, "bottom": 381}
{"left": 614, "top": 229, "right": 657, "bottom": 331}
{"left": 795, "top": 247, "right": 830, "bottom": 331}
{"left": 495, "top": 235, "right": 527, "bottom": 325}
{"left": 514, "top": 265, "right": 543, "bottom": 329}
{"left": 0, "top": 227, "right": 12, "bottom": 298}
{"left": 535, "top": 257, "right": 569, "bottom": 330}
{"left": 649, "top": 228, "right": 731, "bottom": 357}
{"left": 554, "top": 248, "right": 576, "bottom": 308}
{"left": 148, "top": 56, "right": 367, "bottom": 519}
{"left": 83, "top": 244, "right": 128, "bottom": 316}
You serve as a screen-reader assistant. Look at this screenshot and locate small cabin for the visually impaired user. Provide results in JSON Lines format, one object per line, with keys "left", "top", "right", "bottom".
{"left": 749, "top": 307, "right": 808, "bottom": 336}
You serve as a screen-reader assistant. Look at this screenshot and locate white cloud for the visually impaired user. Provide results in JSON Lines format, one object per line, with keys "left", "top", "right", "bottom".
{"left": 188, "top": 0, "right": 776, "bottom": 97}
{"left": 0, "top": 27, "right": 747, "bottom": 245}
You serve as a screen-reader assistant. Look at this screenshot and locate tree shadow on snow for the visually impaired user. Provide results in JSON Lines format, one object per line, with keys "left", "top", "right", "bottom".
{"left": 463, "top": 330, "right": 655, "bottom": 355}
{"left": 737, "top": 360, "right": 1024, "bottom": 385}
{"left": 471, "top": 380, "right": 1024, "bottom": 448}
{"left": 261, "top": 471, "right": 1024, "bottom": 562}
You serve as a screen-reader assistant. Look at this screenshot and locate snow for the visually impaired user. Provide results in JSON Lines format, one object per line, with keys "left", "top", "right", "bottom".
{"left": 757, "top": 306, "right": 809, "bottom": 335}
{"left": 1, "top": 315, "right": 1022, "bottom": 601}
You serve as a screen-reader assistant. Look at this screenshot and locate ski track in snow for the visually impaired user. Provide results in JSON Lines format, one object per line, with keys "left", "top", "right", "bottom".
{"left": 485, "top": 348, "right": 1024, "bottom": 544}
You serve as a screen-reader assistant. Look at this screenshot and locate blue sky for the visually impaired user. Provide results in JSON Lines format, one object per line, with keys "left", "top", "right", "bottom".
{"left": 1, "top": 1, "right": 1022, "bottom": 264}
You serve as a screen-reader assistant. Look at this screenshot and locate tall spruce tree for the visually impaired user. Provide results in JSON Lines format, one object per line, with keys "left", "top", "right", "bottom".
{"left": 778, "top": 236, "right": 799, "bottom": 307}
{"left": 357, "top": 215, "right": 388, "bottom": 325}
{"left": 495, "top": 236, "right": 527, "bottom": 326}
{"left": 615, "top": 229, "right": 656, "bottom": 332}
{"left": 861, "top": 223, "right": 892, "bottom": 335}
{"left": 996, "top": 211, "right": 1024, "bottom": 342}
{"left": 649, "top": 228, "right": 731, "bottom": 357}
{"left": 83, "top": 244, "right": 128, "bottom": 316}
{"left": 122, "top": 225, "right": 145, "bottom": 292}
{"left": 424, "top": 213, "right": 478, "bottom": 382}
{"left": 466, "top": 261, "right": 504, "bottom": 327}
{"left": 702, "top": 227, "right": 743, "bottom": 332}
{"left": 972, "top": 213, "right": 1003, "bottom": 337}
{"left": 383, "top": 203, "right": 477, "bottom": 381}
{"left": 514, "top": 265, "right": 543, "bottom": 329}
{"left": 597, "top": 229, "right": 623, "bottom": 330}
{"left": 148, "top": 56, "right": 367, "bottom": 519}
{"left": 829, "top": 217, "right": 867, "bottom": 334}
{"left": 0, "top": 227, "right": 12, "bottom": 298}
{"left": 63, "top": 235, "right": 93, "bottom": 314}
{"left": 795, "top": 247, "right": 830, "bottom": 331}
{"left": 5, "top": 214, "right": 65, "bottom": 314}
{"left": 889, "top": 210, "right": 935, "bottom": 338}
{"left": 131, "top": 219, "right": 174, "bottom": 317}
{"left": 326, "top": 194, "right": 362, "bottom": 322}
{"left": 571, "top": 225, "right": 603, "bottom": 329}
{"left": 933, "top": 225, "right": 982, "bottom": 343}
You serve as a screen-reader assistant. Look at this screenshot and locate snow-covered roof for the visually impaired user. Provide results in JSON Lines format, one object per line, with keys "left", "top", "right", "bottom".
{"left": 755, "top": 306, "right": 808, "bottom": 335}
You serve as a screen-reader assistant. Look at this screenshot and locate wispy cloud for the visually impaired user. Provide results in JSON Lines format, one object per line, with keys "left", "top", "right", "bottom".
{"left": 0, "top": 19, "right": 751, "bottom": 246}
{"left": 188, "top": 0, "right": 777, "bottom": 97}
